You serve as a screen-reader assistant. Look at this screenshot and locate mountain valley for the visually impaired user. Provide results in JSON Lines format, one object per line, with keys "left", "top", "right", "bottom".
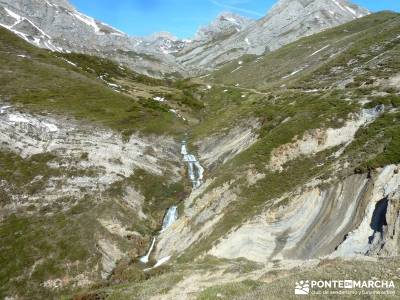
{"left": 0, "top": 1, "right": 399, "bottom": 299}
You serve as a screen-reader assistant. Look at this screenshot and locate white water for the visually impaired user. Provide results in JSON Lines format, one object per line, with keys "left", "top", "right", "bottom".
{"left": 139, "top": 237, "right": 156, "bottom": 264}
{"left": 139, "top": 206, "right": 177, "bottom": 264}
{"left": 0, "top": 105, "right": 12, "bottom": 114}
{"left": 139, "top": 140, "right": 204, "bottom": 267}
{"left": 181, "top": 141, "right": 204, "bottom": 189}
{"left": 144, "top": 256, "right": 171, "bottom": 271}
{"left": 161, "top": 206, "right": 178, "bottom": 232}
{"left": 152, "top": 256, "right": 171, "bottom": 268}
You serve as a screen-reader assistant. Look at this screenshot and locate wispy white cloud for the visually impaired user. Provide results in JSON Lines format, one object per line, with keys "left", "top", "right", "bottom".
{"left": 209, "top": 0, "right": 264, "bottom": 17}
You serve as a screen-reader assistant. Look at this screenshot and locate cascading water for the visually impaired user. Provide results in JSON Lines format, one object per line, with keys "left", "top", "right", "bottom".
{"left": 139, "top": 140, "right": 204, "bottom": 267}
{"left": 161, "top": 206, "right": 178, "bottom": 232}
{"left": 181, "top": 141, "right": 204, "bottom": 188}
{"left": 139, "top": 237, "right": 156, "bottom": 264}
{"left": 139, "top": 206, "right": 179, "bottom": 264}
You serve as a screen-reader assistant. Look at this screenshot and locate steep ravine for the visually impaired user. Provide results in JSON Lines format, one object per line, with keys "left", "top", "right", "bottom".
{"left": 152, "top": 107, "right": 399, "bottom": 267}
{"left": 139, "top": 140, "right": 205, "bottom": 269}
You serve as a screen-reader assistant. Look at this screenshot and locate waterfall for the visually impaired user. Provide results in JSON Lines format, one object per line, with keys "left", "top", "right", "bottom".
{"left": 181, "top": 141, "right": 204, "bottom": 188}
{"left": 161, "top": 206, "right": 178, "bottom": 232}
{"left": 139, "top": 237, "right": 156, "bottom": 264}
{"left": 139, "top": 206, "right": 177, "bottom": 264}
{"left": 140, "top": 140, "right": 204, "bottom": 267}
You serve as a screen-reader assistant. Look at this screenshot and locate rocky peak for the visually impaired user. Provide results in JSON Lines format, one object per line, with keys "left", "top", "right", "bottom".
{"left": 176, "top": 0, "right": 369, "bottom": 74}
{"left": 263, "top": 0, "right": 369, "bottom": 23}
{"left": 0, "top": 0, "right": 371, "bottom": 77}
{"left": 194, "top": 12, "right": 254, "bottom": 42}
{"left": 136, "top": 31, "right": 188, "bottom": 55}
{"left": 250, "top": 0, "right": 369, "bottom": 53}
{"left": 0, "top": 0, "right": 184, "bottom": 76}
{"left": 147, "top": 31, "right": 179, "bottom": 42}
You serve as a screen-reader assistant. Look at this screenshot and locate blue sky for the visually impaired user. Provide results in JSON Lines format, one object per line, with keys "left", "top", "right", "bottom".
{"left": 69, "top": 0, "right": 400, "bottom": 39}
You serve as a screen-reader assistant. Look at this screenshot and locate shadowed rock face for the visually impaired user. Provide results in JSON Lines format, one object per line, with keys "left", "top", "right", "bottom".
{"left": 0, "top": 0, "right": 369, "bottom": 77}
{"left": 366, "top": 189, "right": 400, "bottom": 256}
{"left": 332, "top": 165, "right": 400, "bottom": 257}
{"left": 370, "top": 197, "right": 388, "bottom": 234}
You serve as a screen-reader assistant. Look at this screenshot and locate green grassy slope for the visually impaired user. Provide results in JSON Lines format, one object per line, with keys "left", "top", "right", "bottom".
{"left": 209, "top": 12, "right": 400, "bottom": 90}
{"left": 0, "top": 27, "right": 202, "bottom": 299}
{"left": 79, "top": 13, "right": 400, "bottom": 300}
{"left": 0, "top": 27, "right": 206, "bottom": 137}
{"left": 179, "top": 11, "right": 400, "bottom": 262}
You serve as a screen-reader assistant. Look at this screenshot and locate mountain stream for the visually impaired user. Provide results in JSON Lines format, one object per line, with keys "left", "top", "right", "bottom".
{"left": 139, "top": 140, "right": 204, "bottom": 269}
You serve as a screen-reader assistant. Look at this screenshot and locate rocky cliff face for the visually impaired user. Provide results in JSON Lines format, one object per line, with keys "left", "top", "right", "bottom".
{"left": 209, "top": 165, "right": 399, "bottom": 262}
{"left": 193, "top": 12, "right": 254, "bottom": 43}
{"left": 153, "top": 107, "right": 400, "bottom": 263}
{"left": 176, "top": 0, "right": 369, "bottom": 74}
{"left": 0, "top": 0, "right": 184, "bottom": 77}
{"left": 0, "top": 106, "right": 183, "bottom": 285}
{"left": 0, "top": 0, "right": 369, "bottom": 77}
{"left": 0, "top": 108, "right": 181, "bottom": 217}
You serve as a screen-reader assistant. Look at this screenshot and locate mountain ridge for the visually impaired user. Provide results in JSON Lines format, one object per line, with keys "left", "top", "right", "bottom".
{"left": 0, "top": 0, "right": 369, "bottom": 77}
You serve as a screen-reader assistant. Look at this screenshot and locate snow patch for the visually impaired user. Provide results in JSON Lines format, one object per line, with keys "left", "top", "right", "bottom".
{"left": 4, "top": 7, "right": 23, "bottom": 23}
{"left": 42, "top": 122, "right": 59, "bottom": 132}
{"left": 345, "top": 5, "right": 357, "bottom": 16}
{"left": 231, "top": 66, "right": 242, "bottom": 73}
{"left": 8, "top": 114, "right": 30, "bottom": 123}
{"left": 1, "top": 8, "right": 65, "bottom": 52}
{"left": 153, "top": 256, "right": 171, "bottom": 268}
{"left": 72, "top": 12, "right": 101, "bottom": 34}
{"left": 153, "top": 96, "right": 166, "bottom": 102}
{"left": 282, "top": 68, "right": 304, "bottom": 79}
{"left": 107, "top": 83, "right": 120, "bottom": 89}
{"left": 309, "top": 45, "right": 330, "bottom": 57}
{"left": 224, "top": 16, "right": 240, "bottom": 26}
{"left": 45, "top": 1, "right": 56, "bottom": 8}
{"left": 62, "top": 58, "right": 77, "bottom": 67}
{"left": 331, "top": 0, "right": 347, "bottom": 13}
{"left": 169, "top": 109, "right": 186, "bottom": 121}
{"left": 7, "top": 113, "right": 58, "bottom": 132}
